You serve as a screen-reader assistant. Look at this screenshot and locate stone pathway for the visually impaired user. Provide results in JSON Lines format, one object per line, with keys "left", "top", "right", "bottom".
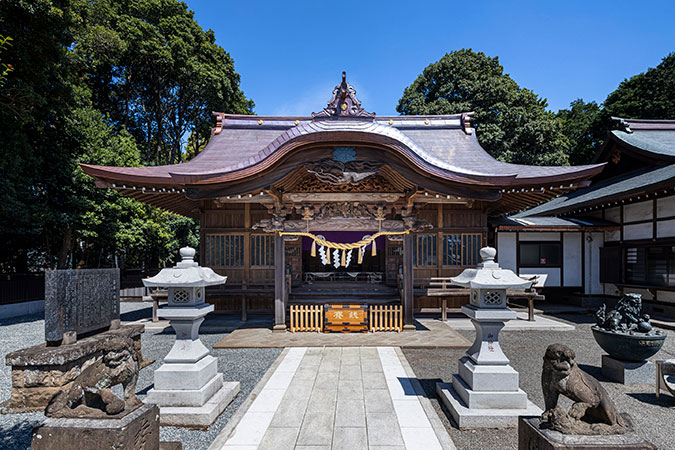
{"left": 210, "top": 346, "right": 455, "bottom": 450}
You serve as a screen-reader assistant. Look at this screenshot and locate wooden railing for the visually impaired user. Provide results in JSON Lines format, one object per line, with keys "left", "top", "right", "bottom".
{"left": 290, "top": 304, "right": 323, "bottom": 332}
{"left": 369, "top": 305, "right": 402, "bottom": 332}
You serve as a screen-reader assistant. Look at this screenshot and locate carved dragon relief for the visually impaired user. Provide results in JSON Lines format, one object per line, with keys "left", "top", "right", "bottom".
{"left": 304, "top": 159, "right": 382, "bottom": 186}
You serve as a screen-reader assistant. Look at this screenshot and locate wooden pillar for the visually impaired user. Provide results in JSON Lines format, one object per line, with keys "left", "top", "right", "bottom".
{"left": 403, "top": 232, "right": 415, "bottom": 330}
{"left": 273, "top": 233, "right": 286, "bottom": 332}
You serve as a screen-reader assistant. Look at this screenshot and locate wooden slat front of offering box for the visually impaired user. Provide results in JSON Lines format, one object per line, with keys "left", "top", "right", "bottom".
{"left": 324, "top": 304, "right": 368, "bottom": 333}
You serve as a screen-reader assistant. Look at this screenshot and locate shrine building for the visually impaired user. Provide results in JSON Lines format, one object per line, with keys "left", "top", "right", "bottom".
{"left": 81, "top": 73, "right": 604, "bottom": 331}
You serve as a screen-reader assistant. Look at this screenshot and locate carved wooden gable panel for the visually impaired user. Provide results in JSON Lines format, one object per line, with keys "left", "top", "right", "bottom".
{"left": 291, "top": 173, "right": 399, "bottom": 193}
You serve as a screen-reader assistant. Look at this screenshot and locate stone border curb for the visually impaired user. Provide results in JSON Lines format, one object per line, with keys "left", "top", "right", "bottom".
{"left": 395, "top": 346, "right": 457, "bottom": 450}
{"left": 207, "top": 348, "right": 290, "bottom": 450}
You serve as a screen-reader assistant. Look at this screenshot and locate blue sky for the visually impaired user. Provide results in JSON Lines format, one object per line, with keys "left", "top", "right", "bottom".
{"left": 187, "top": 0, "right": 675, "bottom": 116}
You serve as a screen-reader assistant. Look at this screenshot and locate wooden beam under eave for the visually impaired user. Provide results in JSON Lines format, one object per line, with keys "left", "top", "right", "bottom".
{"left": 285, "top": 193, "right": 403, "bottom": 203}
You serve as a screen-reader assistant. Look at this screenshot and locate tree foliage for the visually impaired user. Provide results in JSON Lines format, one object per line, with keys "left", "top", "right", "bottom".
{"left": 0, "top": 0, "right": 250, "bottom": 272}
{"left": 604, "top": 53, "right": 675, "bottom": 119}
{"left": 70, "top": 0, "right": 253, "bottom": 165}
{"left": 557, "top": 53, "right": 675, "bottom": 165}
{"left": 556, "top": 99, "right": 603, "bottom": 165}
{"left": 397, "top": 49, "right": 570, "bottom": 166}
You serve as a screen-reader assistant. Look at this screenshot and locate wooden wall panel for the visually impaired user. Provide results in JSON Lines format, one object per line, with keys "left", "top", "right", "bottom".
{"left": 203, "top": 209, "right": 245, "bottom": 228}
{"left": 443, "top": 209, "right": 486, "bottom": 228}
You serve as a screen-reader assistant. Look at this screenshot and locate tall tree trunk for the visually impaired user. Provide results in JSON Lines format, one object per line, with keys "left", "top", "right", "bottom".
{"left": 57, "top": 227, "right": 73, "bottom": 269}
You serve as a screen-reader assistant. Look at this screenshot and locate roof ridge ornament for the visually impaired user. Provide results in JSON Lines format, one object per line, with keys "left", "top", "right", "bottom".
{"left": 313, "top": 72, "right": 375, "bottom": 119}
{"left": 461, "top": 112, "right": 474, "bottom": 135}
{"left": 611, "top": 117, "right": 632, "bottom": 134}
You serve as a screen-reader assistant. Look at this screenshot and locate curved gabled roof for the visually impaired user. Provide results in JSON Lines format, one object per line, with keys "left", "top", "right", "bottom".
{"left": 81, "top": 113, "right": 603, "bottom": 189}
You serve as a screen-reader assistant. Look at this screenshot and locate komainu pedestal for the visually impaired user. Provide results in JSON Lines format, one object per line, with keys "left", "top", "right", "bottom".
{"left": 518, "top": 417, "right": 656, "bottom": 450}
{"left": 2, "top": 325, "right": 147, "bottom": 413}
{"left": 32, "top": 403, "right": 159, "bottom": 450}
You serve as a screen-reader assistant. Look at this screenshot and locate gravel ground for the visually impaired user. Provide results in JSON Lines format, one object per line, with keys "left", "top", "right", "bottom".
{"left": 0, "top": 303, "right": 282, "bottom": 450}
{"left": 403, "top": 311, "right": 675, "bottom": 450}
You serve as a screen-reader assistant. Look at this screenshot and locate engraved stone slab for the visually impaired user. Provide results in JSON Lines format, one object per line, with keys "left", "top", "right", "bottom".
{"left": 45, "top": 269, "right": 120, "bottom": 343}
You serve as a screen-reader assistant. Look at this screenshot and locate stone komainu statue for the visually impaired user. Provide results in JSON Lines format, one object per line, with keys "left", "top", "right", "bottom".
{"left": 45, "top": 336, "right": 141, "bottom": 418}
{"left": 541, "top": 344, "right": 631, "bottom": 435}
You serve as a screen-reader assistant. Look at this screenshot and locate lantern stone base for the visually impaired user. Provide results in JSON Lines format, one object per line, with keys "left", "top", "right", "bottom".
{"left": 437, "top": 382, "right": 542, "bottom": 429}
{"left": 150, "top": 381, "right": 240, "bottom": 427}
{"left": 458, "top": 356, "right": 520, "bottom": 391}
{"left": 145, "top": 355, "right": 240, "bottom": 426}
{"left": 601, "top": 355, "right": 654, "bottom": 384}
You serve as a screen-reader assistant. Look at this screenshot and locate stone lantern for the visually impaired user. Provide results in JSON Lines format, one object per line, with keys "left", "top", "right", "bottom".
{"left": 142, "top": 247, "right": 239, "bottom": 427}
{"left": 437, "top": 247, "right": 541, "bottom": 428}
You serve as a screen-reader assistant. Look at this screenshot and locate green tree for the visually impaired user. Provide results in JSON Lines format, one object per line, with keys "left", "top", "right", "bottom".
{"left": 0, "top": 0, "right": 79, "bottom": 271}
{"left": 0, "top": 0, "right": 247, "bottom": 272}
{"left": 397, "top": 49, "right": 570, "bottom": 166}
{"left": 556, "top": 53, "right": 675, "bottom": 165}
{"left": 70, "top": 0, "right": 253, "bottom": 165}
{"left": 604, "top": 52, "right": 675, "bottom": 119}
{"left": 556, "top": 99, "right": 604, "bottom": 165}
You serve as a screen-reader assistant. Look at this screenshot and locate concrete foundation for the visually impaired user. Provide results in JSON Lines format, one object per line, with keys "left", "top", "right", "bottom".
{"left": 601, "top": 355, "right": 654, "bottom": 384}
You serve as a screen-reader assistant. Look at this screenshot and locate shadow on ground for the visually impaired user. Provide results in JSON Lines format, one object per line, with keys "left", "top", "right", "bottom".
{"left": 0, "top": 313, "right": 43, "bottom": 327}
{"left": 0, "top": 420, "right": 36, "bottom": 450}
{"left": 627, "top": 392, "right": 675, "bottom": 407}
{"left": 120, "top": 306, "right": 152, "bottom": 322}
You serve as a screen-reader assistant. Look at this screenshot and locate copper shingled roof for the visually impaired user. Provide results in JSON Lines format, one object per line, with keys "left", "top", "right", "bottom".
{"left": 81, "top": 112, "right": 603, "bottom": 187}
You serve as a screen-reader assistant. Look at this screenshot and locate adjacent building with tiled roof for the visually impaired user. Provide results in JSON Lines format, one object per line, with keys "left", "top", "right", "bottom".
{"left": 496, "top": 117, "right": 675, "bottom": 315}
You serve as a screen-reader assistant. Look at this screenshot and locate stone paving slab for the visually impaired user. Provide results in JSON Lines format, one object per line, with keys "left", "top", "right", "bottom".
{"left": 443, "top": 311, "right": 574, "bottom": 331}
{"left": 211, "top": 346, "right": 456, "bottom": 449}
{"left": 214, "top": 319, "right": 470, "bottom": 348}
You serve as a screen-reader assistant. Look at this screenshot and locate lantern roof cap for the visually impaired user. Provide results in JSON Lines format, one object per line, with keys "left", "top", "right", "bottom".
{"left": 142, "top": 247, "right": 227, "bottom": 288}
{"left": 450, "top": 247, "right": 531, "bottom": 290}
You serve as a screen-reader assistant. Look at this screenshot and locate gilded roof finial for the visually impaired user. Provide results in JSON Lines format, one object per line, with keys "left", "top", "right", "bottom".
{"left": 312, "top": 72, "right": 375, "bottom": 119}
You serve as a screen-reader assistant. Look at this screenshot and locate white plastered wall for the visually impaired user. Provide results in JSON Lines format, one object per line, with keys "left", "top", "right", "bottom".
{"left": 563, "top": 232, "right": 582, "bottom": 287}
{"left": 496, "top": 232, "right": 517, "bottom": 272}
{"left": 584, "top": 232, "right": 604, "bottom": 295}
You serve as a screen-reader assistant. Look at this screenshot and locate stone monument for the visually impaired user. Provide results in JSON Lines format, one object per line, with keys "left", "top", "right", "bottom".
{"left": 142, "top": 246, "right": 240, "bottom": 426}
{"left": 2, "top": 268, "right": 149, "bottom": 413}
{"left": 518, "top": 343, "right": 655, "bottom": 449}
{"left": 45, "top": 268, "right": 120, "bottom": 344}
{"left": 593, "top": 293, "right": 666, "bottom": 384}
{"left": 436, "top": 247, "right": 541, "bottom": 428}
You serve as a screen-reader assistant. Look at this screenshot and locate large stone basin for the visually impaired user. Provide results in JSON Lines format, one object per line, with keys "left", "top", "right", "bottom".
{"left": 592, "top": 326, "right": 666, "bottom": 362}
